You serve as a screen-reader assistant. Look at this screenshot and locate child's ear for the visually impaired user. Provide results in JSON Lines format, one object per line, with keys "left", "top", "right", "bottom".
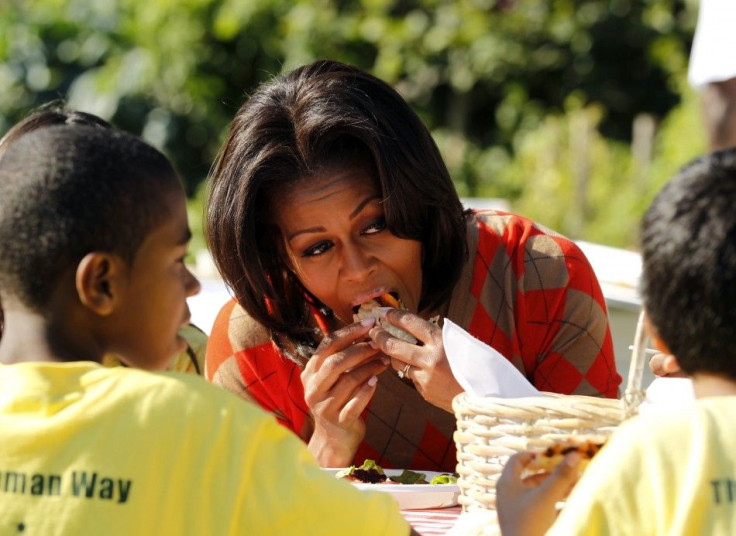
{"left": 75, "top": 252, "right": 125, "bottom": 315}
{"left": 643, "top": 309, "right": 686, "bottom": 376}
{"left": 642, "top": 310, "right": 672, "bottom": 355}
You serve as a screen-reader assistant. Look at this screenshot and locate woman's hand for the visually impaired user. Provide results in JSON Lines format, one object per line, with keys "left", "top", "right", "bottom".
{"left": 302, "top": 318, "right": 388, "bottom": 467}
{"left": 368, "top": 309, "right": 463, "bottom": 412}
{"left": 496, "top": 451, "right": 582, "bottom": 536}
{"left": 648, "top": 352, "right": 685, "bottom": 377}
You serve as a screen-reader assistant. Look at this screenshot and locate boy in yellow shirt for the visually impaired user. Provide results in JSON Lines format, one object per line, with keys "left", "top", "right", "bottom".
{"left": 497, "top": 149, "right": 736, "bottom": 535}
{"left": 0, "top": 123, "right": 413, "bottom": 535}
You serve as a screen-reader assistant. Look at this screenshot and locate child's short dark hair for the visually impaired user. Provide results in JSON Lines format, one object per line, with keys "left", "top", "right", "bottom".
{"left": 640, "top": 149, "right": 736, "bottom": 378}
{"left": 0, "top": 124, "right": 180, "bottom": 309}
{"left": 0, "top": 103, "right": 111, "bottom": 157}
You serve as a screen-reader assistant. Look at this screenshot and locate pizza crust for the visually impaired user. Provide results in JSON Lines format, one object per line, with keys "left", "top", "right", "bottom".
{"left": 525, "top": 439, "right": 606, "bottom": 474}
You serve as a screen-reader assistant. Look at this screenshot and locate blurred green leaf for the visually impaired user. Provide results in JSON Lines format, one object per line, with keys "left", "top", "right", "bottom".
{"left": 0, "top": 0, "right": 698, "bottom": 251}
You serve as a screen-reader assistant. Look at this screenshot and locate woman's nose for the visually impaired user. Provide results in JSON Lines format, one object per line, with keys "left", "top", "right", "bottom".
{"left": 340, "top": 243, "right": 375, "bottom": 282}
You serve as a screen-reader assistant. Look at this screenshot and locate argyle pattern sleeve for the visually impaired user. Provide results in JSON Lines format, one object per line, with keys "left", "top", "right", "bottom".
{"left": 452, "top": 210, "right": 620, "bottom": 398}
{"left": 205, "top": 304, "right": 458, "bottom": 471}
{"left": 204, "top": 300, "right": 311, "bottom": 438}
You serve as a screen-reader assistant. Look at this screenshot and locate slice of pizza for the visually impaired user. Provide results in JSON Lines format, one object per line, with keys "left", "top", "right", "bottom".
{"left": 526, "top": 439, "right": 606, "bottom": 474}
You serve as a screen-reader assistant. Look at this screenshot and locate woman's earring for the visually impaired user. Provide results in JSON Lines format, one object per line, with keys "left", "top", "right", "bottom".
{"left": 300, "top": 283, "right": 333, "bottom": 318}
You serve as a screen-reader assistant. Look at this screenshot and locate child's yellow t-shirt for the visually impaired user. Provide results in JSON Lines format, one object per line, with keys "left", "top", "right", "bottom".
{"left": 0, "top": 362, "right": 409, "bottom": 536}
{"left": 549, "top": 396, "right": 736, "bottom": 535}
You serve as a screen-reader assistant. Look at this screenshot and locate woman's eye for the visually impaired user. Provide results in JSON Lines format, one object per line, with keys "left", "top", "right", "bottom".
{"left": 303, "top": 240, "right": 333, "bottom": 257}
{"left": 363, "top": 217, "right": 387, "bottom": 235}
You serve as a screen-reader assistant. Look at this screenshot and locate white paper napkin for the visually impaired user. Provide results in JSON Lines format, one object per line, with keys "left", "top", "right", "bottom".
{"left": 443, "top": 319, "right": 540, "bottom": 398}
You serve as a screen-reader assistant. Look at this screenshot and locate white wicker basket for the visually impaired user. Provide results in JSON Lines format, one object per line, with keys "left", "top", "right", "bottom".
{"left": 452, "top": 312, "right": 649, "bottom": 512}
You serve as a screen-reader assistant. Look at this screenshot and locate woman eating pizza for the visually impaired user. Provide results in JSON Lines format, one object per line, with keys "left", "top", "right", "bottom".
{"left": 203, "top": 60, "right": 621, "bottom": 471}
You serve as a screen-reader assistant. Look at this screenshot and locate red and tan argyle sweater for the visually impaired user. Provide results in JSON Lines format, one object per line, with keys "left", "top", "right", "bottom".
{"left": 205, "top": 210, "right": 621, "bottom": 472}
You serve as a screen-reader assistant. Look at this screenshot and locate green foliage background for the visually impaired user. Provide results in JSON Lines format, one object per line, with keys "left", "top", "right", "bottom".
{"left": 0, "top": 0, "right": 705, "bottom": 253}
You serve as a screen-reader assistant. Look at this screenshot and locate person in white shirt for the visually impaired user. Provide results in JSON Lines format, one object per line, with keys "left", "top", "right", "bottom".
{"left": 689, "top": 0, "right": 736, "bottom": 151}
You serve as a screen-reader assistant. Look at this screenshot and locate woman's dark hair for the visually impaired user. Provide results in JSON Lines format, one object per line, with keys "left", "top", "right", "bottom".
{"left": 206, "top": 59, "right": 467, "bottom": 360}
{"left": 640, "top": 148, "right": 736, "bottom": 378}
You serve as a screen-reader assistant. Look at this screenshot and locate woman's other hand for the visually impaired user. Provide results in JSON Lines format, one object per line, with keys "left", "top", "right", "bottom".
{"left": 368, "top": 309, "right": 463, "bottom": 412}
{"left": 648, "top": 352, "right": 685, "bottom": 377}
{"left": 302, "top": 318, "right": 388, "bottom": 467}
{"left": 496, "top": 451, "right": 582, "bottom": 536}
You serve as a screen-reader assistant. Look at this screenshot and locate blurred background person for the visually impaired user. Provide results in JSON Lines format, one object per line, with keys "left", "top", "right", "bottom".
{"left": 689, "top": 0, "right": 736, "bottom": 151}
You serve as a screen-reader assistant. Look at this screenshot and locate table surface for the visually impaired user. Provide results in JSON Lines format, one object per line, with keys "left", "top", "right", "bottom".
{"left": 401, "top": 506, "right": 501, "bottom": 536}
{"left": 401, "top": 506, "right": 461, "bottom": 535}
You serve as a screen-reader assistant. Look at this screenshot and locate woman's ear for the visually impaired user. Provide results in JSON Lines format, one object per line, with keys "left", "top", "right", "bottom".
{"left": 75, "top": 252, "right": 125, "bottom": 315}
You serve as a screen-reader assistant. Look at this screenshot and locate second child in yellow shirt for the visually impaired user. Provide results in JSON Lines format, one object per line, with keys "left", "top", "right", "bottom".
{"left": 497, "top": 149, "right": 736, "bottom": 536}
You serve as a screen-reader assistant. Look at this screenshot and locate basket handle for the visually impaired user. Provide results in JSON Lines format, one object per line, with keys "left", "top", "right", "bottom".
{"left": 622, "top": 309, "right": 648, "bottom": 416}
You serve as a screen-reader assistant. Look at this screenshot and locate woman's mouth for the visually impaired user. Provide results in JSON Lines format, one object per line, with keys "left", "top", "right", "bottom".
{"left": 351, "top": 291, "right": 401, "bottom": 315}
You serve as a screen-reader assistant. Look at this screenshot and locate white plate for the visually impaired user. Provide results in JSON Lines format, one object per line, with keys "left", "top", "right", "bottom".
{"left": 326, "top": 469, "right": 460, "bottom": 510}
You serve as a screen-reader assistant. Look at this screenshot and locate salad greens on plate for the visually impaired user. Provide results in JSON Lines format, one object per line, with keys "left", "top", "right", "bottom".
{"left": 335, "top": 459, "right": 458, "bottom": 485}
